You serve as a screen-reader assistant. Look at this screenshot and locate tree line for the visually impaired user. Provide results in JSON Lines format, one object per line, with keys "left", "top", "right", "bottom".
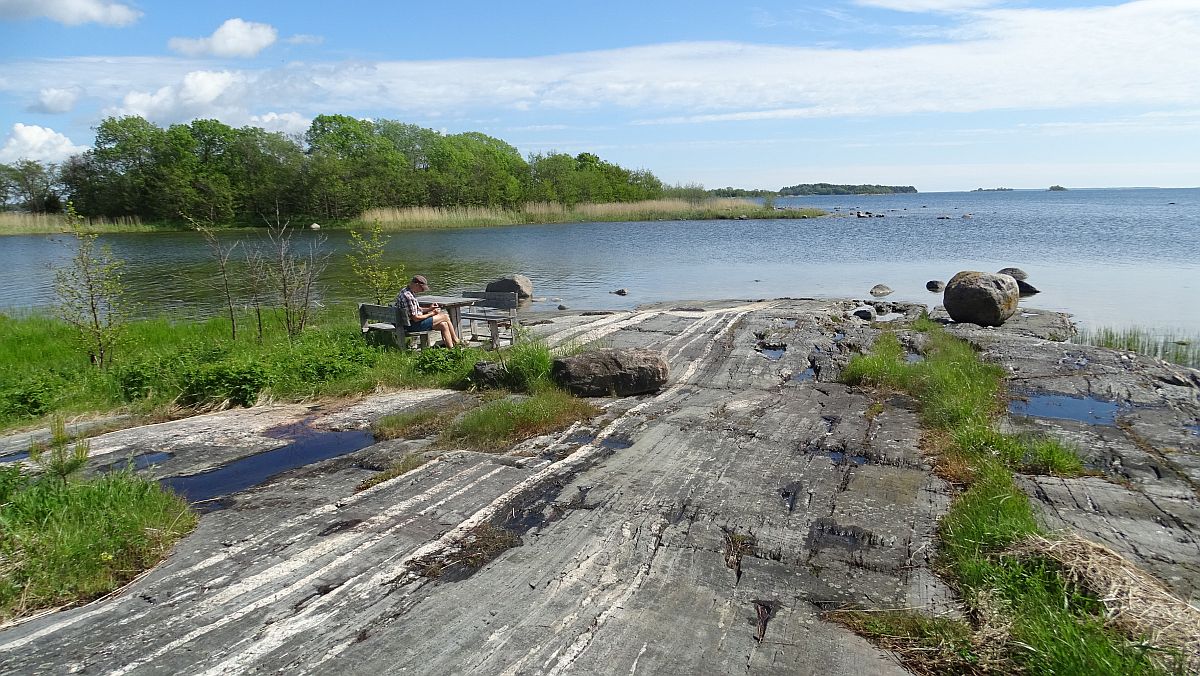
{"left": 0, "top": 115, "right": 666, "bottom": 224}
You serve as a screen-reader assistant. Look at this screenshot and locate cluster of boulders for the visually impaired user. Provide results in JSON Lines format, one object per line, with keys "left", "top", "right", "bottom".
{"left": 862, "top": 267, "right": 1041, "bottom": 328}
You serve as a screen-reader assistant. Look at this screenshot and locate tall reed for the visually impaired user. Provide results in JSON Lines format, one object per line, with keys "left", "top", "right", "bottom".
{"left": 1072, "top": 326, "right": 1199, "bottom": 369}
{"left": 0, "top": 212, "right": 155, "bottom": 235}
{"left": 360, "top": 199, "right": 823, "bottom": 230}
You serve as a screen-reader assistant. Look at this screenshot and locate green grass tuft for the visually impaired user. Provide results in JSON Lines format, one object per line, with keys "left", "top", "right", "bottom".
{"left": 1072, "top": 326, "right": 1199, "bottom": 369}
{"left": 0, "top": 465, "right": 196, "bottom": 620}
{"left": 442, "top": 389, "right": 599, "bottom": 451}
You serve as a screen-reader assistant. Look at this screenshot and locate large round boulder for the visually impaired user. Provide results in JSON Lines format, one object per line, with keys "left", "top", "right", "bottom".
{"left": 943, "top": 271, "right": 1020, "bottom": 326}
{"left": 486, "top": 274, "right": 533, "bottom": 299}
{"left": 552, "top": 348, "right": 668, "bottom": 397}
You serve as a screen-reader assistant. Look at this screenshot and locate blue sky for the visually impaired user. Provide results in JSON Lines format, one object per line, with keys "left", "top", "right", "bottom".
{"left": 0, "top": 0, "right": 1197, "bottom": 191}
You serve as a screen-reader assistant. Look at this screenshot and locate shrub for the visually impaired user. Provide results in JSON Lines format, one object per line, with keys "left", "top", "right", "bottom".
{"left": 0, "top": 373, "right": 60, "bottom": 420}
{"left": 179, "top": 359, "right": 271, "bottom": 407}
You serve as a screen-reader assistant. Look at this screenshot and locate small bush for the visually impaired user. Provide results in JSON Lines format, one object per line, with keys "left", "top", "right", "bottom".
{"left": 0, "top": 373, "right": 61, "bottom": 420}
{"left": 180, "top": 359, "right": 271, "bottom": 407}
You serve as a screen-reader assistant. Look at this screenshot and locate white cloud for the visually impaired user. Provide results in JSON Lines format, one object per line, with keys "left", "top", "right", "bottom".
{"left": 0, "top": 123, "right": 88, "bottom": 163}
{"left": 286, "top": 34, "right": 324, "bottom": 46}
{"left": 29, "top": 87, "right": 80, "bottom": 113}
{"left": 2, "top": 0, "right": 1198, "bottom": 132}
{"left": 113, "top": 70, "right": 244, "bottom": 121}
{"left": 249, "top": 111, "right": 311, "bottom": 134}
{"left": 853, "top": 0, "right": 999, "bottom": 12}
{"left": 0, "top": 0, "right": 140, "bottom": 26}
{"left": 169, "top": 18, "right": 278, "bottom": 58}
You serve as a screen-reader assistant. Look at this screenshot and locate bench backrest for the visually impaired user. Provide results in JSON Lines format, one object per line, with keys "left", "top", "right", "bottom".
{"left": 462, "top": 291, "right": 519, "bottom": 310}
{"left": 358, "top": 303, "right": 411, "bottom": 329}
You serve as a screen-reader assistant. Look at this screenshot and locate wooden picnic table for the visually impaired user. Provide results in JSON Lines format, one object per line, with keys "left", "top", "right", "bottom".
{"left": 415, "top": 295, "right": 477, "bottom": 330}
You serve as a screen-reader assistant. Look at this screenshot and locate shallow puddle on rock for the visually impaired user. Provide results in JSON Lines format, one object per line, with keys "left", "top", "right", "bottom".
{"left": 100, "top": 451, "right": 173, "bottom": 473}
{"left": 905, "top": 353, "right": 925, "bottom": 363}
{"left": 791, "top": 367, "right": 816, "bottom": 382}
{"left": 828, "top": 450, "right": 868, "bottom": 465}
{"left": 1009, "top": 392, "right": 1120, "bottom": 426}
{"left": 760, "top": 348, "right": 786, "bottom": 360}
{"left": 1187, "top": 423, "right": 1200, "bottom": 437}
{"left": 161, "top": 425, "right": 375, "bottom": 511}
{"left": 598, "top": 436, "right": 634, "bottom": 450}
{"left": 0, "top": 450, "right": 29, "bottom": 463}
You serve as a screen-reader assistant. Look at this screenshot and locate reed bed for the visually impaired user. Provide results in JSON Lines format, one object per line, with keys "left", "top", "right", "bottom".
{"left": 361, "top": 199, "right": 823, "bottom": 230}
{"left": 1073, "top": 326, "right": 1199, "bottom": 369}
{"left": 0, "top": 212, "right": 161, "bottom": 235}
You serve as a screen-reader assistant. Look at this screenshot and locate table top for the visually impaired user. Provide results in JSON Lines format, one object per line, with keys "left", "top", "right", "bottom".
{"left": 416, "top": 295, "right": 478, "bottom": 307}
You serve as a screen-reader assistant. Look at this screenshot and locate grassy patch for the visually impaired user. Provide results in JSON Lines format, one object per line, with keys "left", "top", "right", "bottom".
{"left": 0, "top": 461, "right": 196, "bottom": 620}
{"left": 356, "top": 453, "right": 431, "bottom": 492}
{"left": 1072, "top": 326, "right": 1200, "bottom": 369}
{"left": 825, "top": 610, "right": 982, "bottom": 674}
{"left": 441, "top": 389, "right": 599, "bottom": 451}
{"left": 0, "top": 308, "right": 490, "bottom": 432}
{"left": 411, "top": 523, "right": 521, "bottom": 579}
{"left": 838, "top": 327, "right": 1162, "bottom": 674}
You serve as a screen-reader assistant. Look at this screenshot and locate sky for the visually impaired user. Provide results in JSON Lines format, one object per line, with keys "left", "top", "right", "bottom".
{"left": 0, "top": 0, "right": 1197, "bottom": 192}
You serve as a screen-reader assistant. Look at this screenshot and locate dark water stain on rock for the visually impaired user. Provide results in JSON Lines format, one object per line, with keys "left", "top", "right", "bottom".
{"left": 99, "top": 451, "right": 174, "bottom": 473}
{"left": 760, "top": 348, "right": 786, "bottom": 361}
{"left": 161, "top": 424, "right": 375, "bottom": 511}
{"left": 806, "top": 518, "right": 882, "bottom": 551}
{"left": 1009, "top": 391, "right": 1120, "bottom": 426}
{"left": 598, "top": 436, "right": 634, "bottom": 449}
{"left": 0, "top": 450, "right": 30, "bottom": 463}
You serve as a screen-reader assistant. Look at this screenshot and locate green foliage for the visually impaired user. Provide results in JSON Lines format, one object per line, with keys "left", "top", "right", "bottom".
{"left": 496, "top": 340, "right": 556, "bottom": 392}
{"left": 0, "top": 463, "right": 196, "bottom": 620}
{"left": 911, "top": 311, "right": 939, "bottom": 333}
{"left": 778, "top": 183, "right": 917, "bottom": 195}
{"left": 28, "top": 418, "right": 90, "bottom": 484}
{"left": 0, "top": 372, "right": 61, "bottom": 420}
{"left": 180, "top": 358, "right": 270, "bottom": 407}
{"left": 347, "top": 220, "right": 404, "bottom": 304}
{"left": 50, "top": 114, "right": 666, "bottom": 225}
{"left": 53, "top": 203, "right": 134, "bottom": 368}
{"left": 442, "top": 388, "right": 599, "bottom": 451}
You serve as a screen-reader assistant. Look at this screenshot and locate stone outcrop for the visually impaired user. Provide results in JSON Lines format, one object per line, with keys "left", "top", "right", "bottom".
{"left": 486, "top": 274, "right": 533, "bottom": 299}
{"left": 551, "top": 348, "right": 668, "bottom": 396}
{"left": 851, "top": 305, "right": 877, "bottom": 321}
{"left": 943, "top": 271, "right": 1019, "bottom": 326}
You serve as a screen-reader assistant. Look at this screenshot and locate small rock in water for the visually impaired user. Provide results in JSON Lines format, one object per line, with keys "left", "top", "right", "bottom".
{"left": 996, "top": 267, "right": 1028, "bottom": 281}
{"left": 926, "top": 280, "right": 945, "bottom": 292}
{"left": 1015, "top": 279, "right": 1039, "bottom": 295}
{"left": 869, "top": 284, "right": 893, "bottom": 297}
{"left": 557, "top": 304, "right": 569, "bottom": 311}
{"left": 612, "top": 288, "right": 628, "bottom": 296}
{"left": 310, "top": 222, "right": 321, "bottom": 230}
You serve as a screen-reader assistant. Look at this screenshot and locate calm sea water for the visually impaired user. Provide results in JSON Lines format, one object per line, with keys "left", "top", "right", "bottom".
{"left": 1, "top": 188, "right": 1197, "bottom": 332}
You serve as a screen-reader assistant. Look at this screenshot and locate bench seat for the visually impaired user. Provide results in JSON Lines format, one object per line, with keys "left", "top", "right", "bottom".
{"left": 358, "top": 303, "right": 431, "bottom": 349}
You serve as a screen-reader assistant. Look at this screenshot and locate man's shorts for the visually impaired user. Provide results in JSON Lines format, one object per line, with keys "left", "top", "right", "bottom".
{"left": 409, "top": 316, "right": 434, "bottom": 332}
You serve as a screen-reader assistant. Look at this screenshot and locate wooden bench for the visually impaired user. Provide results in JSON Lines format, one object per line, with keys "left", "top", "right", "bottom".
{"left": 358, "top": 303, "right": 431, "bottom": 349}
{"left": 459, "top": 291, "right": 520, "bottom": 349}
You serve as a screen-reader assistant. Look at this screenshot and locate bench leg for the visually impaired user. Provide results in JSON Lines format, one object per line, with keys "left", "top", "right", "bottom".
{"left": 489, "top": 320, "right": 500, "bottom": 350}
{"left": 420, "top": 333, "right": 431, "bottom": 349}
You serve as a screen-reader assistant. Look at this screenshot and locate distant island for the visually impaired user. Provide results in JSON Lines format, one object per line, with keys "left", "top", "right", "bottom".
{"left": 778, "top": 183, "right": 918, "bottom": 196}
{"left": 972, "top": 187, "right": 1014, "bottom": 192}
{"left": 1048, "top": 185, "right": 1068, "bottom": 191}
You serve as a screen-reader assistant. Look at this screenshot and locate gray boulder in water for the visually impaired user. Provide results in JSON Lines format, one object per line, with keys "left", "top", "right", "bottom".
{"left": 486, "top": 274, "right": 533, "bottom": 299}
{"left": 869, "top": 284, "right": 894, "bottom": 297}
{"left": 926, "top": 280, "right": 945, "bottom": 292}
{"left": 944, "top": 271, "right": 1020, "bottom": 326}
{"left": 1015, "top": 279, "right": 1039, "bottom": 295}
{"left": 552, "top": 348, "right": 668, "bottom": 397}
{"left": 996, "top": 267, "right": 1028, "bottom": 281}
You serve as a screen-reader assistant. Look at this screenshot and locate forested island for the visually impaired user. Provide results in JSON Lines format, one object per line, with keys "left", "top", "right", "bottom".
{"left": 0, "top": 115, "right": 670, "bottom": 227}
{"left": 972, "top": 187, "right": 1014, "bottom": 191}
{"left": 778, "top": 183, "right": 917, "bottom": 195}
{"left": 1049, "top": 185, "right": 1068, "bottom": 191}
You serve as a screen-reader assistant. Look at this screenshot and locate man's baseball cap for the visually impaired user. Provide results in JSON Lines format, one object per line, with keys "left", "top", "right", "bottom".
{"left": 412, "top": 275, "right": 428, "bottom": 285}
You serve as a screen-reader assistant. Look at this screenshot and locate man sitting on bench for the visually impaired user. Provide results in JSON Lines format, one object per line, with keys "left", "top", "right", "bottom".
{"left": 395, "top": 275, "right": 461, "bottom": 348}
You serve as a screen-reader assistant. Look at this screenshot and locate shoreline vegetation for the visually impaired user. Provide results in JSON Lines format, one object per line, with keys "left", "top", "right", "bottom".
{"left": 0, "top": 198, "right": 826, "bottom": 235}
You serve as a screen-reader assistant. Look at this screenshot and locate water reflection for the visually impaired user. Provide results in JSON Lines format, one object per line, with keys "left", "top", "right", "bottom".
{"left": 2, "top": 188, "right": 1198, "bottom": 331}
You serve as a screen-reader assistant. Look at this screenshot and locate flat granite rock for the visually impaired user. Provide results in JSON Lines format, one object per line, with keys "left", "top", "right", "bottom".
{"left": 3, "top": 298, "right": 1197, "bottom": 672}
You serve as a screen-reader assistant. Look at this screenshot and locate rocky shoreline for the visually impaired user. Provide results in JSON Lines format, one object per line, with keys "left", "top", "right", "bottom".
{"left": 1, "top": 298, "right": 1197, "bottom": 674}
